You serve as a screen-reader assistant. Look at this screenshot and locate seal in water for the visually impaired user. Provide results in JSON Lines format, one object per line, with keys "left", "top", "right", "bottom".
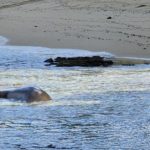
{"left": 0, "top": 87, "right": 51, "bottom": 103}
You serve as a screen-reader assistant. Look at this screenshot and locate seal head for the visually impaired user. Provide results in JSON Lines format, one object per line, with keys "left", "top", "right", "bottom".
{"left": 0, "top": 87, "right": 51, "bottom": 103}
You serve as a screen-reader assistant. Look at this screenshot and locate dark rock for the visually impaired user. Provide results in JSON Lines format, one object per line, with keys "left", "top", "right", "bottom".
{"left": 44, "top": 58, "right": 54, "bottom": 63}
{"left": 107, "top": 16, "right": 112, "bottom": 19}
{"left": 45, "top": 56, "right": 113, "bottom": 67}
{"left": 46, "top": 144, "right": 56, "bottom": 148}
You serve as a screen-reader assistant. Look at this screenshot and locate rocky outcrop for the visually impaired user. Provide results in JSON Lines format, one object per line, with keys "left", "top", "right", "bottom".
{"left": 44, "top": 56, "right": 113, "bottom": 67}
{"left": 44, "top": 55, "right": 150, "bottom": 67}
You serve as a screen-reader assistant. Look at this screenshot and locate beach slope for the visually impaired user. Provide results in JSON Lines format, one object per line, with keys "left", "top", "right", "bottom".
{"left": 0, "top": 0, "right": 149, "bottom": 58}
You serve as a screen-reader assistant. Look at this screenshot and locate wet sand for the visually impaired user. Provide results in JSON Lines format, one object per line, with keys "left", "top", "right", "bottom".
{"left": 0, "top": 0, "right": 149, "bottom": 58}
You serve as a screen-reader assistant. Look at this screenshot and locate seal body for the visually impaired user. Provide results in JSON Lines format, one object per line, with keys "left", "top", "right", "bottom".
{"left": 0, "top": 87, "right": 51, "bottom": 103}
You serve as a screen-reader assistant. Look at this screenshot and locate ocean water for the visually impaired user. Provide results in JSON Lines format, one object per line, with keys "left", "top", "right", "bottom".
{"left": 0, "top": 36, "right": 150, "bottom": 149}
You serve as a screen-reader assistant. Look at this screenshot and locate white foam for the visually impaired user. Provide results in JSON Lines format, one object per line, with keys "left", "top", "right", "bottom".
{"left": 114, "top": 57, "right": 150, "bottom": 65}
{"left": 42, "top": 48, "right": 115, "bottom": 58}
{"left": 0, "top": 45, "right": 115, "bottom": 57}
{"left": 0, "top": 35, "right": 115, "bottom": 62}
{"left": 0, "top": 35, "right": 150, "bottom": 69}
{"left": 0, "top": 36, "right": 8, "bottom": 45}
{"left": 40, "top": 100, "right": 101, "bottom": 106}
{"left": 0, "top": 34, "right": 114, "bottom": 58}
{"left": 0, "top": 99, "right": 25, "bottom": 106}
{"left": 0, "top": 44, "right": 115, "bottom": 69}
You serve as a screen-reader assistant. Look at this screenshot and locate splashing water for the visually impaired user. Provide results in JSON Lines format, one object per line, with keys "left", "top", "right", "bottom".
{"left": 0, "top": 36, "right": 150, "bottom": 149}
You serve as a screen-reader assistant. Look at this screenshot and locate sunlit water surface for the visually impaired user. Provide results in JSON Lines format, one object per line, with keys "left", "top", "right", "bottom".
{"left": 0, "top": 36, "right": 150, "bottom": 149}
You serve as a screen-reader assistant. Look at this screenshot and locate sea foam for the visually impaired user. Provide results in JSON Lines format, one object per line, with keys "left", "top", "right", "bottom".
{"left": 0, "top": 35, "right": 150, "bottom": 68}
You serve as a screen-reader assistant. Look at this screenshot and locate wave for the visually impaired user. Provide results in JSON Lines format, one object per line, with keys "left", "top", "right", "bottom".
{"left": 0, "top": 35, "right": 150, "bottom": 67}
{"left": 112, "top": 57, "right": 150, "bottom": 66}
{"left": 0, "top": 36, "right": 8, "bottom": 45}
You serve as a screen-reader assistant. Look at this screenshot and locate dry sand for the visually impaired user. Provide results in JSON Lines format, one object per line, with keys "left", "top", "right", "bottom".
{"left": 0, "top": 0, "right": 149, "bottom": 58}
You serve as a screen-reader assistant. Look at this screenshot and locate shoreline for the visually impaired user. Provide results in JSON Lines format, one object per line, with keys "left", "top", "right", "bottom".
{"left": 0, "top": 0, "right": 149, "bottom": 58}
{"left": 1, "top": 35, "right": 150, "bottom": 66}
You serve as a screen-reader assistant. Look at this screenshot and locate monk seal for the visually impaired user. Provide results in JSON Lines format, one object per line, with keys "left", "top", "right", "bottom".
{"left": 0, "top": 86, "right": 51, "bottom": 103}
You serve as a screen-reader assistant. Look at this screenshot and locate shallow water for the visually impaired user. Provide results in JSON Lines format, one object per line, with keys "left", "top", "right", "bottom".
{"left": 0, "top": 36, "right": 150, "bottom": 149}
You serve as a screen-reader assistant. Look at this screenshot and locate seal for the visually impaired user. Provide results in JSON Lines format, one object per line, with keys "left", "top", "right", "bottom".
{"left": 0, "top": 86, "right": 51, "bottom": 103}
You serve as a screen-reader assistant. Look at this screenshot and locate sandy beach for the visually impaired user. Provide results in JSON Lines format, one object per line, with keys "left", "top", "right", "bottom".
{"left": 0, "top": 0, "right": 149, "bottom": 58}
{"left": 1, "top": 2, "right": 150, "bottom": 149}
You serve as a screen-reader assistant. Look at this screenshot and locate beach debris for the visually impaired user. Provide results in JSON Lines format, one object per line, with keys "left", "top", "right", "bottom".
{"left": 136, "top": 5, "right": 147, "bottom": 8}
{"left": 44, "top": 56, "right": 113, "bottom": 67}
{"left": 107, "top": 16, "right": 112, "bottom": 19}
